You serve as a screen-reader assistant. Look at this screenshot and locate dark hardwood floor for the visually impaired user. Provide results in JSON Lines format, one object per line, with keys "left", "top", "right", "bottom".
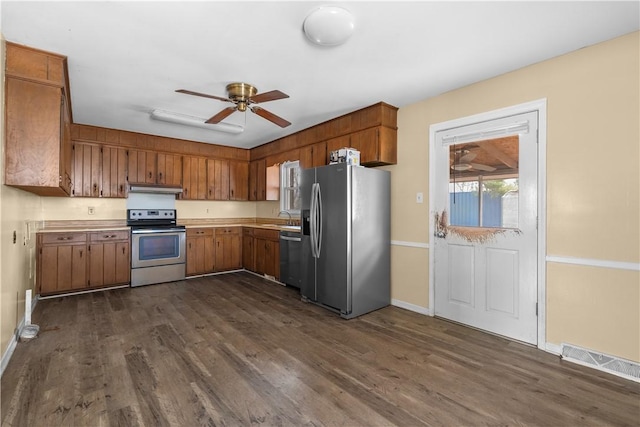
{"left": 2, "top": 272, "right": 639, "bottom": 426}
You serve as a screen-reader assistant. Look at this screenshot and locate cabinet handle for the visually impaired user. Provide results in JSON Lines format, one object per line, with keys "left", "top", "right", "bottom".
{"left": 103, "top": 234, "right": 116, "bottom": 238}
{"left": 56, "top": 236, "right": 72, "bottom": 241}
{"left": 189, "top": 242, "right": 191, "bottom": 249}
{"left": 122, "top": 247, "right": 125, "bottom": 254}
{"left": 209, "top": 189, "right": 212, "bottom": 196}
{"left": 159, "top": 172, "right": 163, "bottom": 181}
{"left": 148, "top": 171, "right": 153, "bottom": 179}
{"left": 79, "top": 250, "right": 83, "bottom": 258}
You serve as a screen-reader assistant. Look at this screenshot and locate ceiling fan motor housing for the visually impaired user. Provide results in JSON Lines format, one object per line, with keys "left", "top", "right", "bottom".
{"left": 226, "top": 82, "right": 257, "bottom": 111}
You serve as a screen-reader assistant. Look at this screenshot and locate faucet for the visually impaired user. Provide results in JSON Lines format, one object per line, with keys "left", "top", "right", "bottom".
{"left": 278, "top": 210, "right": 293, "bottom": 226}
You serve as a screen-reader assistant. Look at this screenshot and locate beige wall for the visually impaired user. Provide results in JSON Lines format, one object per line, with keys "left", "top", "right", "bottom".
{"left": 388, "top": 32, "right": 639, "bottom": 362}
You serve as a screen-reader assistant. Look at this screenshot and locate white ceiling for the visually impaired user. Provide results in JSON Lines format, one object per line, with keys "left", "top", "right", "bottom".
{"left": 2, "top": 1, "right": 638, "bottom": 150}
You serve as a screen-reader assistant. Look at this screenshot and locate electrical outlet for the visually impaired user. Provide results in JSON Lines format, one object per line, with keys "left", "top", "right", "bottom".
{"left": 88, "top": 207, "right": 95, "bottom": 215}
{"left": 416, "top": 192, "right": 424, "bottom": 204}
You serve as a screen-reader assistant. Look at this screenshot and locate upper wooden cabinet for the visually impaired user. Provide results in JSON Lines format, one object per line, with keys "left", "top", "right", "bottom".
{"left": 249, "top": 159, "right": 267, "bottom": 201}
{"left": 207, "top": 158, "right": 249, "bottom": 201}
{"left": 229, "top": 161, "right": 249, "bottom": 201}
{"left": 182, "top": 156, "right": 207, "bottom": 200}
{"left": 208, "top": 159, "right": 230, "bottom": 200}
{"left": 4, "top": 43, "right": 73, "bottom": 196}
{"left": 127, "top": 149, "right": 157, "bottom": 185}
{"left": 156, "top": 153, "right": 182, "bottom": 187}
{"left": 299, "top": 141, "right": 327, "bottom": 169}
{"left": 72, "top": 142, "right": 101, "bottom": 197}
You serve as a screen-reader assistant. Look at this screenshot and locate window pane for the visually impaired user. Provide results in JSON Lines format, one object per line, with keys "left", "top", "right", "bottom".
{"left": 280, "top": 160, "right": 301, "bottom": 213}
{"left": 482, "top": 179, "right": 519, "bottom": 228}
{"left": 449, "top": 137, "right": 519, "bottom": 228}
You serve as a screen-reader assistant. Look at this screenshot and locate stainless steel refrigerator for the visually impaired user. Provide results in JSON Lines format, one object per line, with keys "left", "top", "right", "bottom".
{"left": 300, "top": 163, "right": 390, "bottom": 319}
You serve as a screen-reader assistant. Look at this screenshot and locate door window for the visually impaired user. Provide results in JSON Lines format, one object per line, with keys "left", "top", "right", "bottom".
{"left": 449, "top": 136, "right": 519, "bottom": 228}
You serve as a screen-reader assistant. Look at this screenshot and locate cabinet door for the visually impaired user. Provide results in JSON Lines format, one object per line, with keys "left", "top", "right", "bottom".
{"left": 216, "top": 230, "right": 242, "bottom": 271}
{"left": 115, "top": 242, "right": 131, "bottom": 284}
{"left": 187, "top": 231, "right": 215, "bottom": 275}
{"left": 89, "top": 242, "right": 106, "bottom": 287}
{"left": 300, "top": 141, "right": 327, "bottom": 169}
{"left": 5, "top": 78, "right": 67, "bottom": 195}
{"left": 186, "top": 237, "right": 199, "bottom": 276}
{"left": 39, "top": 246, "right": 61, "bottom": 294}
{"left": 249, "top": 159, "right": 266, "bottom": 201}
{"left": 254, "top": 237, "right": 267, "bottom": 275}
{"left": 182, "top": 156, "right": 207, "bottom": 200}
{"left": 43, "top": 244, "right": 86, "bottom": 292}
{"left": 326, "top": 135, "right": 351, "bottom": 163}
{"left": 349, "top": 128, "right": 379, "bottom": 165}
{"left": 229, "top": 161, "right": 249, "bottom": 201}
{"left": 101, "top": 146, "right": 128, "bottom": 198}
{"left": 263, "top": 240, "right": 280, "bottom": 279}
{"left": 72, "top": 142, "right": 101, "bottom": 197}
{"left": 242, "top": 231, "right": 255, "bottom": 272}
{"left": 128, "top": 149, "right": 157, "bottom": 184}
{"left": 157, "top": 153, "right": 182, "bottom": 187}
{"left": 208, "top": 159, "right": 229, "bottom": 200}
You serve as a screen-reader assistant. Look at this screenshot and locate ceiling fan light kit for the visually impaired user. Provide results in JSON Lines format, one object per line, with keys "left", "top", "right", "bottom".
{"left": 150, "top": 109, "right": 244, "bottom": 134}
{"left": 303, "top": 6, "right": 355, "bottom": 46}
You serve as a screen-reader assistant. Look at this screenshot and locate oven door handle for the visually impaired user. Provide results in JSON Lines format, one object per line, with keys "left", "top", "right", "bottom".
{"left": 131, "top": 228, "right": 186, "bottom": 234}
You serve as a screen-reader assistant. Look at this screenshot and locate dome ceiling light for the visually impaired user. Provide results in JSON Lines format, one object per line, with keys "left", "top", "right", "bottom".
{"left": 303, "top": 6, "right": 355, "bottom": 46}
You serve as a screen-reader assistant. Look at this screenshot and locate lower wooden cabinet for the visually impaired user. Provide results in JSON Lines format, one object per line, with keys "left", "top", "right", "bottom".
{"left": 253, "top": 228, "right": 280, "bottom": 280}
{"left": 242, "top": 228, "right": 255, "bottom": 272}
{"left": 37, "top": 230, "right": 130, "bottom": 295}
{"left": 186, "top": 228, "right": 215, "bottom": 276}
{"left": 88, "top": 231, "right": 130, "bottom": 288}
{"left": 215, "top": 227, "right": 242, "bottom": 271}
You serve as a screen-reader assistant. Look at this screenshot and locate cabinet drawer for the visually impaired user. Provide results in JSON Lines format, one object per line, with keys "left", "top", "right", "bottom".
{"left": 253, "top": 228, "right": 280, "bottom": 240}
{"left": 187, "top": 228, "right": 214, "bottom": 238}
{"left": 243, "top": 227, "right": 254, "bottom": 237}
{"left": 215, "top": 227, "right": 240, "bottom": 236}
{"left": 89, "top": 230, "right": 130, "bottom": 242}
{"left": 40, "top": 232, "right": 87, "bottom": 245}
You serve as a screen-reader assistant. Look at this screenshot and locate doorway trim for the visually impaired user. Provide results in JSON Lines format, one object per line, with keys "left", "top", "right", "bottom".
{"left": 428, "top": 98, "right": 548, "bottom": 350}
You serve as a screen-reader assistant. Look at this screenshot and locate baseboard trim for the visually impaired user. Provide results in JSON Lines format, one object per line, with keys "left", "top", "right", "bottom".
{"left": 1, "top": 293, "right": 38, "bottom": 378}
{"left": 544, "top": 342, "right": 562, "bottom": 355}
{"left": 391, "top": 299, "right": 433, "bottom": 316}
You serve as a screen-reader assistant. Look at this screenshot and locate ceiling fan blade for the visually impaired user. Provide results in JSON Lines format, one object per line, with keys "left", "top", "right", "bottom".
{"left": 469, "top": 163, "right": 496, "bottom": 172}
{"left": 250, "top": 106, "right": 291, "bottom": 128}
{"left": 460, "top": 151, "right": 477, "bottom": 162}
{"left": 205, "top": 106, "right": 237, "bottom": 124}
{"left": 249, "top": 90, "right": 289, "bottom": 104}
{"left": 176, "top": 89, "right": 231, "bottom": 103}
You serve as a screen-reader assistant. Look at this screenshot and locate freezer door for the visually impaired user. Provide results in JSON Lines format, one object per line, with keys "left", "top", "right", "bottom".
{"left": 315, "top": 164, "right": 350, "bottom": 312}
{"left": 300, "top": 168, "right": 316, "bottom": 300}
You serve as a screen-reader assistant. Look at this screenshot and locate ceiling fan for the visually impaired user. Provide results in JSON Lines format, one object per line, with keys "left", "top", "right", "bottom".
{"left": 176, "top": 82, "right": 291, "bottom": 128}
{"left": 450, "top": 148, "right": 497, "bottom": 172}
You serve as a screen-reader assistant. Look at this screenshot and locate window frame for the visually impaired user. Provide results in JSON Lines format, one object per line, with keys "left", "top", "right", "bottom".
{"left": 279, "top": 160, "right": 301, "bottom": 215}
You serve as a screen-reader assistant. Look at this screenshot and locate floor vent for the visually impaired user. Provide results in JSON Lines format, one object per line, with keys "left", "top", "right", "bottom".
{"left": 561, "top": 343, "right": 639, "bottom": 383}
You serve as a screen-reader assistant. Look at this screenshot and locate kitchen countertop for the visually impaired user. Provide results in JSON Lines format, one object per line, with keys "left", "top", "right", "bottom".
{"left": 37, "top": 222, "right": 300, "bottom": 233}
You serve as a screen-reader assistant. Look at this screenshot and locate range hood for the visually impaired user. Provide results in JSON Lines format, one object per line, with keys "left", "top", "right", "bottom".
{"left": 127, "top": 183, "right": 183, "bottom": 195}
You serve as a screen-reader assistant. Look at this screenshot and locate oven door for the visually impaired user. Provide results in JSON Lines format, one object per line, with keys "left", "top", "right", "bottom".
{"left": 131, "top": 228, "right": 186, "bottom": 268}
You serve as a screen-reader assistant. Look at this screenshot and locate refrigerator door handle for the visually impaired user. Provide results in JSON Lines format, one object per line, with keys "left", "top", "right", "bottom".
{"left": 316, "top": 183, "right": 323, "bottom": 258}
{"left": 310, "top": 182, "right": 318, "bottom": 259}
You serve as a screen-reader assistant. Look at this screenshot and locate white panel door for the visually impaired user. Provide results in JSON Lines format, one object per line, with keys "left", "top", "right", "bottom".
{"left": 434, "top": 111, "right": 538, "bottom": 344}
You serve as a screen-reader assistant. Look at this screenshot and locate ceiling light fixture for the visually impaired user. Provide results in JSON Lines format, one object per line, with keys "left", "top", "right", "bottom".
{"left": 150, "top": 109, "right": 244, "bottom": 134}
{"left": 303, "top": 6, "right": 355, "bottom": 46}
